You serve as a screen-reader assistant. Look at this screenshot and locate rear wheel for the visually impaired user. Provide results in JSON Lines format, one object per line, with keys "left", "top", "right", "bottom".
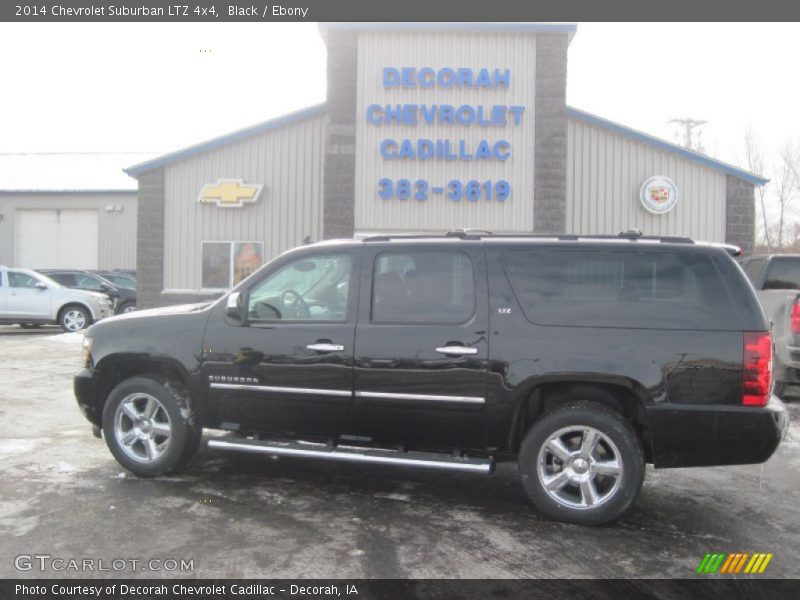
{"left": 519, "top": 401, "right": 644, "bottom": 525}
{"left": 102, "top": 376, "right": 202, "bottom": 476}
{"left": 59, "top": 305, "right": 91, "bottom": 332}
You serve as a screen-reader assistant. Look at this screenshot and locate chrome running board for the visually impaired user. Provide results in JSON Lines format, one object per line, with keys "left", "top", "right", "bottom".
{"left": 207, "top": 438, "right": 494, "bottom": 474}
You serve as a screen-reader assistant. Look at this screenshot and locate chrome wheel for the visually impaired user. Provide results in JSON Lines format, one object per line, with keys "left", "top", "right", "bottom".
{"left": 537, "top": 426, "right": 623, "bottom": 510}
{"left": 62, "top": 309, "right": 86, "bottom": 331}
{"left": 122, "top": 304, "right": 136, "bottom": 314}
{"left": 114, "top": 393, "right": 172, "bottom": 463}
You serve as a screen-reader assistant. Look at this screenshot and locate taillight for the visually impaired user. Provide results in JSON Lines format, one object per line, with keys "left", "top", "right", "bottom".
{"left": 791, "top": 302, "right": 800, "bottom": 334}
{"left": 743, "top": 332, "right": 772, "bottom": 407}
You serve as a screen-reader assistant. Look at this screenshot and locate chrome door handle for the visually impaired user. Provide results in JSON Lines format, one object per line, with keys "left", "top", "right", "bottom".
{"left": 435, "top": 346, "right": 478, "bottom": 355}
{"left": 306, "top": 343, "right": 344, "bottom": 352}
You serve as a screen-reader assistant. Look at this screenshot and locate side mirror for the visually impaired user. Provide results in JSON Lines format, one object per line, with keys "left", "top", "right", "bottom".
{"left": 35, "top": 282, "right": 47, "bottom": 290}
{"left": 100, "top": 283, "right": 112, "bottom": 292}
{"left": 226, "top": 291, "right": 244, "bottom": 322}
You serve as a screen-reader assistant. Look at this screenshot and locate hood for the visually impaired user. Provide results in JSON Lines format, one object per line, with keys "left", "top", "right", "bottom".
{"left": 102, "top": 301, "right": 212, "bottom": 322}
{"left": 66, "top": 289, "right": 108, "bottom": 303}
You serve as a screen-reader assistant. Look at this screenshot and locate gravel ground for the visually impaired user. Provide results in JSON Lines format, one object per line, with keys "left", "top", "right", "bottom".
{"left": 0, "top": 325, "right": 798, "bottom": 579}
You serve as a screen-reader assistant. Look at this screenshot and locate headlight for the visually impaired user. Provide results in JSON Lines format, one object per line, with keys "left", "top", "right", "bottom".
{"left": 82, "top": 336, "right": 93, "bottom": 368}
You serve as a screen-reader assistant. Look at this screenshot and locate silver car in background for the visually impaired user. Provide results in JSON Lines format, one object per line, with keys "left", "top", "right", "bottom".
{"left": 0, "top": 266, "right": 114, "bottom": 332}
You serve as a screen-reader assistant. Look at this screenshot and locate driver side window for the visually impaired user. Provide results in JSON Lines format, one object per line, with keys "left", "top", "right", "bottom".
{"left": 9, "top": 272, "right": 39, "bottom": 288}
{"left": 247, "top": 253, "right": 351, "bottom": 322}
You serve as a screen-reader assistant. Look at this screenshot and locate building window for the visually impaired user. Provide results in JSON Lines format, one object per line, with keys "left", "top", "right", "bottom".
{"left": 201, "top": 241, "right": 264, "bottom": 290}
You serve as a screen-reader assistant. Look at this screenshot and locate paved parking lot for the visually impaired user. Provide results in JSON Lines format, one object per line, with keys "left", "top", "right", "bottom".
{"left": 1, "top": 325, "right": 798, "bottom": 579}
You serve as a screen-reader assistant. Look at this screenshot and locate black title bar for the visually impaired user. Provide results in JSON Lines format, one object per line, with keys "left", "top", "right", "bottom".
{"left": 3, "top": 579, "right": 800, "bottom": 600}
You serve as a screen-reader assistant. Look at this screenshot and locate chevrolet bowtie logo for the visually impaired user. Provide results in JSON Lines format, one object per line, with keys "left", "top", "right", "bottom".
{"left": 197, "top": 179, "right": 264, "bottom": 208}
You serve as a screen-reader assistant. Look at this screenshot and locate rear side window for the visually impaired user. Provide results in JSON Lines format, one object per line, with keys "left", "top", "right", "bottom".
{"left": 372, "top": 251, "right": 475, "bottom": 324}
{"left": 502, "top": 249, "right": 740, "bottom": 330}
{"left": 763, "top": 259, "right": 800, "bottom": 290}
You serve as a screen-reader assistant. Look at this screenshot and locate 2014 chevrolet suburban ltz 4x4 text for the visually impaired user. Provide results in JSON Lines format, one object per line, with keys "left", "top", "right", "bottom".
{"left": 74, "top": 232, "right": 789, "bottom": 525}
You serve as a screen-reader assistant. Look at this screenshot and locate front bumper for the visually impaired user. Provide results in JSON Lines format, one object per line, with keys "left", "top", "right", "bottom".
{"left": 74, "top": 367, "right": 101, "bottom": 428}
{"left": 94, "top": 304, "right": 114, "bottom": 321}
{"left": 648, "top": 395, "right": 789, "bottom": 468}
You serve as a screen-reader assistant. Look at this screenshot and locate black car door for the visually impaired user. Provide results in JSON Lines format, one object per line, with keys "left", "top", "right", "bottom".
{"left": 353, "top": 242, "right": 490, "bottom": 449}
{"left": 202, "top": 248, "right": 360, "bottom": 437}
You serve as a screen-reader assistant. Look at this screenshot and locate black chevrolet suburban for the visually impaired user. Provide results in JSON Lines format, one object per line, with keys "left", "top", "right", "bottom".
{"left": 74, "top": 232, "right": 788, "bottom": 525}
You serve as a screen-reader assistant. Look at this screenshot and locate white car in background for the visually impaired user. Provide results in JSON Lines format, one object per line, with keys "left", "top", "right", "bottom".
{"left": 0, "top": 266, "right": 114, "bottom": 332}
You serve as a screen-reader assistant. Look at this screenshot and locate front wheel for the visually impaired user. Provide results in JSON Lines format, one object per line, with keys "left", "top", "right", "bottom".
{"left": 102, "top": 376, "right": 202, "bottom": 476}
{"left": 59, "top": 305, "right": 92, "bottom": 332}
{"left": 117, "top": 302, "right": 136, "bottom": 315}
{"left": 519, "top": 401, "right": 644, "bottom": 525}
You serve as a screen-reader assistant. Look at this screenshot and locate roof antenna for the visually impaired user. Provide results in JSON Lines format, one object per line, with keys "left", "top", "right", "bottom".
{"left": 302, "top": 235, "right": 313, "bottom": 245}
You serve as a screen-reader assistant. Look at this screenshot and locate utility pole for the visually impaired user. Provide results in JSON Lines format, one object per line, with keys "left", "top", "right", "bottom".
{"left": 668, "top": 118, "right": 707, "bottom": 153}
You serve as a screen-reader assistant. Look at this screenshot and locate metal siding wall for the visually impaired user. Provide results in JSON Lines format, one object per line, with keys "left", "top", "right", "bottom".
{"left": 0, "top": 192, "right": 137, "bottom": 269}
{"left": 355, "top": 31, "right": 536, "bottom": 233}
{"left": 566, "top": 118, "right": 726, "bottom": 241}
{"left": 162, "top": 115, "right": 325, "bottom": 291}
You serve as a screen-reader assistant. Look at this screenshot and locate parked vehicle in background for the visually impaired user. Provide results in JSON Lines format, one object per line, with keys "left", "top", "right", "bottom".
{"left": 741, "top": 254, "right": 800, "bottom": 397}
{"left": 91, "top": 270, "right": 137, "bottom": 290}
{"left": 74, "top": 232, "right": 787, "bottom": 525}
{"left": 0, "top": 266, "right": 113, "bottom": 331}
{"left": 39, "top": 269, "right": 136, "bottom": 314}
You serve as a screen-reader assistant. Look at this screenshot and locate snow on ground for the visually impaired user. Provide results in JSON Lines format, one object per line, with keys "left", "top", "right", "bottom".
{"left": 48, "top": 331, "right": 85, "bottom": 344}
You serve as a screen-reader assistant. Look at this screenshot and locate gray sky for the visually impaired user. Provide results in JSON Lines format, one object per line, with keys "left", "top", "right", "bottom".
{"left": 1, "top": 22, "right": 798, "bottom": 179}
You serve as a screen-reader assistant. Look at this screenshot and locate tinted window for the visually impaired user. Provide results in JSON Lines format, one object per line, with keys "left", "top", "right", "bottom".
{"left": 763, "top": 259, "right": 800, "bottom": 290}
{"left": 49, "top": 273, "right": 76, "bottom": 286}
{"left": 247, "top": 253, "right": 351, "bottom": 322}
{"left": 372, "top": 251, "right": 475, "bottom": 324}
{"left": 502, "top": 249, "right": 739, "bottom": 330}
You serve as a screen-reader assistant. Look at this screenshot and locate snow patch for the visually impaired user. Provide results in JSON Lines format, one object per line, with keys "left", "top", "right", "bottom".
{"left": 48, "top": 332, "right": 85, "bottom": 344}
{"left": 374, "top": 492, "right": 411, "bottom": 502}
{"left": 0, "top": 438, "right": 40, "bottom": 454}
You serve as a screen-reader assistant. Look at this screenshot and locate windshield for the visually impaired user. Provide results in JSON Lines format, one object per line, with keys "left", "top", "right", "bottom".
{"left": 103, "top": 274, "right": 136, "bottom": 289}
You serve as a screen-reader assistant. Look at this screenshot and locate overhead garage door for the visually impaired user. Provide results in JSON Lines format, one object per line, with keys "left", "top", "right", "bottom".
{"left": 16, "top": 209, "right": 99, "bottom": 269}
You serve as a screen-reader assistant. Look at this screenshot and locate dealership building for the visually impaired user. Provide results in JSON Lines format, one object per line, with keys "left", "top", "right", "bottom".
{"left": 119, "top": 23, "right": 767, "bottom": 308}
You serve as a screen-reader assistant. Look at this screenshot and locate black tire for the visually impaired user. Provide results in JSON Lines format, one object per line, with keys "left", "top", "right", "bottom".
{"left": 519, "top": 400, "right": 644, "bottom": 525}
{"left": 58, "top": 304, "right": 92, "bottom": 332}
{"left": 102, "top": 376, "right": 202, "bottom": 477}
{"left": 117, "top": 301, "right": 136, "bottom": 315}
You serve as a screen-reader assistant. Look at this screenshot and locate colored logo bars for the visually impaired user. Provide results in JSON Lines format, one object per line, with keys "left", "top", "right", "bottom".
{"left": 696, "top": 552, "right": 774, "bottom": 574}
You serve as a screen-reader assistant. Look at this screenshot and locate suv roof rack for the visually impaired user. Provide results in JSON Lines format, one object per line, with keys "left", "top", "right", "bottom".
{"left": 361, "top": 229, "right": 696, "bottom": 245}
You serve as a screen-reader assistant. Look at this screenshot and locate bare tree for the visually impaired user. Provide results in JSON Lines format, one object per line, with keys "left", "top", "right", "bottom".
{"left": 773, "top": 140, "right": 800, "bottom": 251}
{"left": 743, "top": 128, "right": 772, "bottom": 251}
